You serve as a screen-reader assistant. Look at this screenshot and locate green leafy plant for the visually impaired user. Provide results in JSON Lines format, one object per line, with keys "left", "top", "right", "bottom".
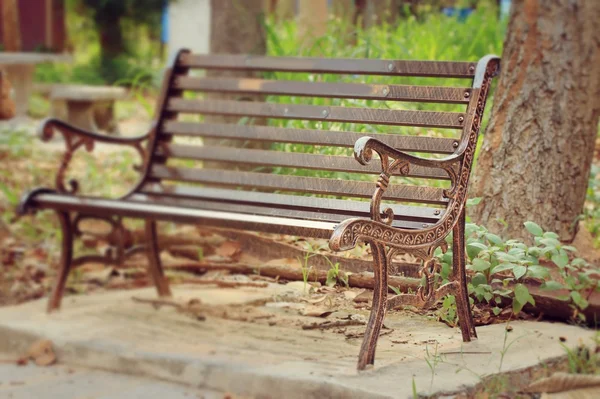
{"left": 435, "top": 218, "right": 598, "bottom": 324}
{"left": 325, "top": 259, "right": 348, "bottom": 287}
{"left": 297, "top": 252, "right": 315, "bottom": 294}
{"left": 560, "top": 332, "right": 599, "bottom": 374}
{"left": 424, "top": 342, "right": 443, "bottom": 390}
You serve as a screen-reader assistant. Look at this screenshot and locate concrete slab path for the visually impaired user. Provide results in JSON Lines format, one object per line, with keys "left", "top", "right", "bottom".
{"left": 0, "top": 362, "right": 222, "bottom": 399}
{"left": 0, "top": 285, "right": 596, "bottom": 398}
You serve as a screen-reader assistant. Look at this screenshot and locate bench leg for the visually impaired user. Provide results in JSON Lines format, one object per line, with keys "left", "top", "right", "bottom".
{"left": 47, "top": 212, "right": 74, "bottom": 313}
{"left": 65, "top": 100, "right": 97, "bottom": 131}
{"left": 144, "top": 220, "right": 172, "bottom": 297}
{"left": 357, "top": 242, "right": 389, "bottom": 370}
{"left": 453, "top": 208, "right": 477, "bottom": 341}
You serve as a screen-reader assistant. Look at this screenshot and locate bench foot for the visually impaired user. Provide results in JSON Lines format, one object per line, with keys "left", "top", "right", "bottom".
{"left": 145, "top": 220, "right": 172, "bottom": 297}
{"left": 47, "top": 211, "right": 74, "bottom": 313}
{"left": 357, "top": 242, "right": 389, "bottom": 370}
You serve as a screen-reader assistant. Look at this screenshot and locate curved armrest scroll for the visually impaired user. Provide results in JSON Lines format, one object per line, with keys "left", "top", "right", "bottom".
{"left": 354, "top": 136, "right": 463, "bottom": 201}
{"left": 354, "top": 136, "right": 464, "bottom": 170}
{"left": 38, "top": 118, "right": 155, "bottom": 193}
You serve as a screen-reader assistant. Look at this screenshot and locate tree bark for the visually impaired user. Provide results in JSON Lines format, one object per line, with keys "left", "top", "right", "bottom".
{"left": 370, "top": 0, "right": 400, "bottom": 26}
{"left": 297, "top": 0, "right": 328, "bottom": 48}
{"left": 1, "top": 0, "right": 21, "bottom": 51}
{"left": 470, "top": 0, "right": 600, "bottom": 242}
{"left": 206, "top": 0, "right": 268, "bottom": 169}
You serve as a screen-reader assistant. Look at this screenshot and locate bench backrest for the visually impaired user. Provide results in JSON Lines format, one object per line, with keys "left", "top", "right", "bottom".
{"left": 134, "top": 50, "right": 499, "bottom": 229}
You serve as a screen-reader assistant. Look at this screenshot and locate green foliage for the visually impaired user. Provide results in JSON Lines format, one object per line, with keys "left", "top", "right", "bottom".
{"left": 35, "top": 0, "right": 167, "bottom": 85}
{"left": 435, "top": 216, "right": 599, "bottom": 324}
{"left": 561, "top": 332, "right": 600, "bottom": 375}
{"left": 261, "top": 8, "right": 506, "bottom": 174}
{"left": 325, "top": 259, "right": 349, "bottom": 287}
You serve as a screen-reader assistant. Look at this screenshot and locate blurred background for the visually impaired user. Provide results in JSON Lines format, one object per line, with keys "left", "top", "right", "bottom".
{"left": 0, "top": 0, "right": 510, "bottom": 122}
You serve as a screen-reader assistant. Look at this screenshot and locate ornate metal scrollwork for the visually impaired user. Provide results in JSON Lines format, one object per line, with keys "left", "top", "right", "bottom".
{"left": 330, "top": 59, "right": 500, "bottom": 254}
{"left": 38, "top": 118, "right": 151, "bottom": 195}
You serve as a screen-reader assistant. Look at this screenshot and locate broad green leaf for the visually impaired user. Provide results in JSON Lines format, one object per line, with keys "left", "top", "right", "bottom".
{"left": 571, "top": 258, "right": 588, "bottom": 267}
{"left": 491, "top": 263, "right": 515, "bottom": 275}
{"left": 551, "top": 250, "right": 569, "bottom": 268}
{"left": 496, "top": 252, "right": 517, "bottom": 262}
{"left": 561, "top": 245, "right": 577, "bottom": 252}
{"left": 513, "top": 299, "right": 524, "bottom": 314}
{"left": 540, "top": 238, "right": 561, "bottom": 248}
{"left": 514, "top": 284, "right": 530, "bottom": 306}
{"left": 524, "top": 221, "right": 544, "bottom": 237}
{"left": 542, "top": 232, "right": 559, "bottom": 239}
{"left": 493, "top": 289, "right": 512, "bottom": 297}
{"left": 486, "top": 233, "right": 504, "bottom": 246}
{"left": 570, "top": 291, "right": 589, "bottom": 310}
{"left": 513, "top": 265, "right": 527, "bottom": 280}
{"left": 467, "top": 242, "right": 488, "bottom": 260}
{"left": 492, "top": 306, "right": 501, "bottom": 316}
{"left": 471, "top": 258, "right": 491, "bottom": 272}
{"left": 527, "top": 247, "right": 541, "bottom": 257}
{"left": 507, "top": 248, "right": 525, "bottom": 257}
{"left": 526, "top": 265, "right": 550, "bottom": 279}
{"left": 471, "top": 273, "right": 487, "bottom": 287}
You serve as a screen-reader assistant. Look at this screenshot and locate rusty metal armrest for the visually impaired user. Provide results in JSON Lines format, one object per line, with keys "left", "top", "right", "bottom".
{"left": 17, "top": 119, "right": 155, "bottom": 216}
{"left": 37, "top": 118, "right": 155, "bottom": 194}
{"left": 330, "top": 136, "right": 464, "bottom": 253}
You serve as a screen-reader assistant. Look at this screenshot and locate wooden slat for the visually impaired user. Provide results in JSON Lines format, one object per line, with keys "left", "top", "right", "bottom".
{"left": 174, "top": 76, "right": 472, "bottom": 104}
{"left": 167, "top": 99, "right": 465, "bottom": 129}
{"left": 33, "top": 193, "right": 336, "bottom": 239}
{"left": 155, "top": 144, "right": 450, "bottom": 180}
{"left": 161, "top": 122, "right": 459, "bottom": 154}
{"left": 150, "top": 165, "right": 449, "bottom": 205}
{"left": 130, "top": 193, "right": 429, "bottom": 230}
{"left": 179, "top": 54, "right": 477, "bottom": 78}
{"left": 139, "top": 184, "right": 444, "bottom": 223}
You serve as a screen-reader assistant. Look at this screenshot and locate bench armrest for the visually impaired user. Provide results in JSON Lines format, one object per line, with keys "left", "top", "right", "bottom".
{"left": 329, "top": 136, "right": 464, "bottom": 253}
{"left": 354, "top": 136, "right": 463, "bottom": 170}
{"left": 38, "top": 118, "right": 155, "bottom": 194}
{"left": 354, "top": 136, "right": 462, "bottom": 199}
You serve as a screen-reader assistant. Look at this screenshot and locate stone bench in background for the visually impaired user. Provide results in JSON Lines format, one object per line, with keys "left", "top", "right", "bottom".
{"left": 35, "top": 84, "right": 127, "bottom": 134}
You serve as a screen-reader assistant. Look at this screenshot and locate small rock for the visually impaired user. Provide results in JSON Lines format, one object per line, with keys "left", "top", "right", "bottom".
{"left": 343, "top": 290, "right": 359, "bottom": 300}
{"left": 353, "top": 290, "right": 371, "bottom": 303}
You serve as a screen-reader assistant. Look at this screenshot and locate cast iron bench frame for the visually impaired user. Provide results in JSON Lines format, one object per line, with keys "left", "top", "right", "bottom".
{"left": 18, "top": 50, "right": 500, "bottom": 370}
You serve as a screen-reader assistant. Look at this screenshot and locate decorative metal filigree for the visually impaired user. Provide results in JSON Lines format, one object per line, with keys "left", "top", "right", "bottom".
{"left": 331, "top": 56, "right": 501, "bottom": 370}
{"left": 330, "top": 59, "right": 500, "bottom": 253}
{"left": 38, "top": 118, "right": 151, "bottom": 194}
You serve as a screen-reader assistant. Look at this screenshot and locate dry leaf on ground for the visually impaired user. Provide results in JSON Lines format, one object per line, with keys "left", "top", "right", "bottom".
{"left": 525, "top": 372, "right": 600, "bottom": 393}
{"left": 26, "top": 339, "right": 56, "bottom": 366}
{"left": 215, "top": 241, "right": 242, "bottom": 260}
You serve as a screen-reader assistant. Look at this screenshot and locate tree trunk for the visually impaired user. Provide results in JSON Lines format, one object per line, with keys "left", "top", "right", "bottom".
{"left": 1, "top": 0, "right": 21, "bottom": 51}
{"left": 206, "top": 0, "right": 267, "bottom": 169}
{"left": 470, "top": 0, "right": 600, "bottom": 242}
{"left": 95, "top": 12, "right": 126, "bottom": 83}
{"left": 297, "top": 0, "right": 328, "bottom": 48}
{"left": 210, "top": 0, "right": 266, "bottom": 56}
{"left": 371, "top": 0, "right": 400, "bottom": 26}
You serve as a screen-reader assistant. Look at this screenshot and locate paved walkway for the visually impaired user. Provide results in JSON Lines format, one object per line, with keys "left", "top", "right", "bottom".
{"left": 0, "top": 286, "right": 597, "bottom": 398}
{"left": 0, "top": 362, "right": 220, "bottom": 399}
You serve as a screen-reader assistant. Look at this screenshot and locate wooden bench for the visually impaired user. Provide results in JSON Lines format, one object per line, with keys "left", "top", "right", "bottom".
{"left": 18, "top": 50, "right": 500, "bottom": 370}
{"left": 48, "top": 85, "right": 127, "bottom": 133}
